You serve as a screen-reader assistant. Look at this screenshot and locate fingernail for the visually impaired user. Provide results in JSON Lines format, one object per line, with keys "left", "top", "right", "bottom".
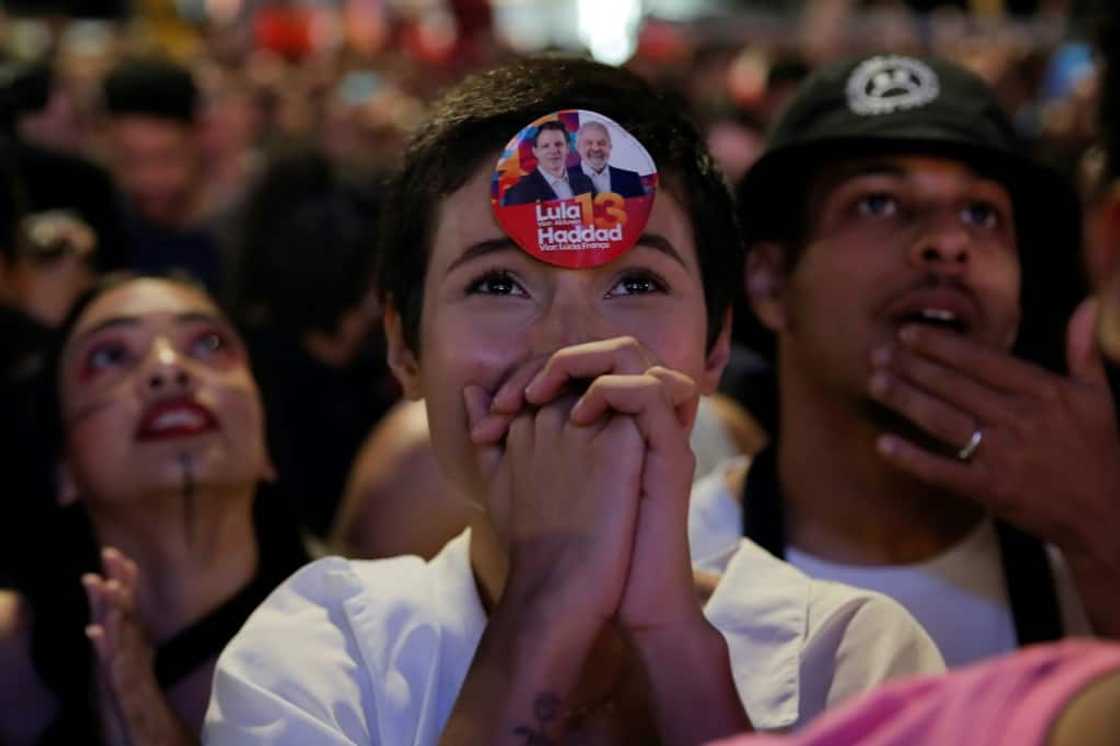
{"left": 876, "top": 435, "right": 897, "bottom": 455}
{"left": 463, "top": 386, "right": 485, "bottom": 420}
{"left": 869, "top": 372, "right": 890, "bottom": 396}
{"left": 569, "top": 397, "right": 586, "bottom": 422}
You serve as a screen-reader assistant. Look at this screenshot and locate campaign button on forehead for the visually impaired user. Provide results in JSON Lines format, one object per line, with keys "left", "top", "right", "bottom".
{"left": 490, "top": 110, "right": 658, "bottom": 269}
{"left": 846, "top": 55, "right": 940, "bottom": 116}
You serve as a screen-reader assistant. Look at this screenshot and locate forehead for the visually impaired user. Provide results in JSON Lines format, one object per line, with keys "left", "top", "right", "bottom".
{"left": 579, "top": 125, "right": 610, "bottom": 140}
{"left": 73, "top": 280, "right": 220, "bottom": 336}
{"left": 430, "top": 160, "right": 694, "bottom": 274}
{"left": 110, "top": 116, "right": 192, "bottom": 147}
{"left": 812, "top": 153, "right": 1012, "bottom": 198}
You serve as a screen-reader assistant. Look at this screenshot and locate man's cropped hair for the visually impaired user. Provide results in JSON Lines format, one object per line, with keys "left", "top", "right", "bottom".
{"left": 102, "top": 57, "right": 198, "bottom": 124}
{"left": 532, "top": 119, "right": 570, "bottom": 147}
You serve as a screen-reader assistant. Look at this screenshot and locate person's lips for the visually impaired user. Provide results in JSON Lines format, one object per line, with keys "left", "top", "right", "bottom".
{"left": 884, "top": 287, "right": 979, "bottom": 335}
{"left": 135, "top": 397, "right": 218, "bottom": 441}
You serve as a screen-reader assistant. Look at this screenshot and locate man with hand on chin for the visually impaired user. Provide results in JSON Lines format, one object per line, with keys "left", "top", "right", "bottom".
{"left": 690, "top": 54, "right": 1120, "bottom": 669}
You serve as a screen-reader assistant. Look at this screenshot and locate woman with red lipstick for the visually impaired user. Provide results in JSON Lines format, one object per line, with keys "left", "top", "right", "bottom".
{"left": 0, "top": 273, "right": 308, "bottom": 745}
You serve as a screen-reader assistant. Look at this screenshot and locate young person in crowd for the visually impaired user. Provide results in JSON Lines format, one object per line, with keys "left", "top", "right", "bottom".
{"left": 236, "top": 151, "right": 398, "bottom": 539}
{"left": 205, "top": 58, "right": 942, "bottom": 746}
{"left": 101, "top": 59, "right": 225, "bottom": 296}
{"left": 690, "top": 54, "right": 1120, "bottom": 668}
{"left": 0, "top": 274, "right": 308, "bottom": 744}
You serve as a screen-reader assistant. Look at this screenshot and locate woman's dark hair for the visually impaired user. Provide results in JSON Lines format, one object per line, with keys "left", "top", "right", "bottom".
{"left": 375, "top": 57, "right": 742, "bottom": 355}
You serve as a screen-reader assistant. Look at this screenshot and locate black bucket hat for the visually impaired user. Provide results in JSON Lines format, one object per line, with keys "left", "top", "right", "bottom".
{"left": 736, "top": 54, "right": 1085, "bottom": 372}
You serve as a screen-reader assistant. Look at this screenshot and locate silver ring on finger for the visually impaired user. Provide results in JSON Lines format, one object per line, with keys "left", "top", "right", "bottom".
{"left": 957, "top": 428, "right": 983, "bottom": 462}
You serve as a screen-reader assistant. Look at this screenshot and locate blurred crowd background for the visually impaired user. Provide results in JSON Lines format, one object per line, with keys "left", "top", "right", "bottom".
{"left": 1, "top": 0, "right": 1115, "bottom": 552}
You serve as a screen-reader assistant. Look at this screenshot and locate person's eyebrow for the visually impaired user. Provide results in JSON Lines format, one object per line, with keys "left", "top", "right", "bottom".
{"left": 70, "top": 311, "right": 229, "bottom": 347}
{"left": 636, "top": 233, "right": 688, "bottom": 271}
{"left": 174, "top": 311, "right": 231, "bottom": 328}
{"left": 810, "top": 160, "right": 909, "bottom": 210}
{"left": 445, "top": 237, "right": 519, "bottom": 275}
{"left": 830, "top": 160, "right": 908, "bottom": 184}
{"left": 69, "top": 316, "right": 142, "bottom": 347}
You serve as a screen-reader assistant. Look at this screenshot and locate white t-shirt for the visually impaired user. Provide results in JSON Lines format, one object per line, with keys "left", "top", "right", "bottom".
{"left": 204, "top": 530, "right": 943, "bottom": 744}
{"left": 689, "top": 458, "right": 1093, "bottom": 669}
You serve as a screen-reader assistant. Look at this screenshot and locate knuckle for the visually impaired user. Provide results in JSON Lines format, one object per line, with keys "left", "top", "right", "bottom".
{"left": 985, "top": 476, "right": 1015, "bottom": 511}
{"left": 1037, "top": 381, "right": 1063, "bottom": 405}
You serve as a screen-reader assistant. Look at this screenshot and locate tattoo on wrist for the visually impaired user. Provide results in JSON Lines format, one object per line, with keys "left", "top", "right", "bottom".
{"left": 512, "top": 692, "right": 562, "bottom": 746}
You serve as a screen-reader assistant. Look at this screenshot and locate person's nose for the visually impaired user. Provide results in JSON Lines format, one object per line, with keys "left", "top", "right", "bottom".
{"left": 909, "top": 208, "right": 971, "bottom": 275}
{"left": 140, "top": 337, "right": 193, "bottom": 394}
{"left": 526, "top": 286, "right": 613, "bottom": 355}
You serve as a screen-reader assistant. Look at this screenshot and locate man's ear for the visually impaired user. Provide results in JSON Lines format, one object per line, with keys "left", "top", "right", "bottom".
{"left": 56, "top": 461, "right": 79, "bottom": 507}
{"left": 699, "top": 307, "right": 733, "bottom": 395}
{"left": 384, "top": 302, "right": 423, "bottom": 401}
{"left": 745, "top": 241, "right": 789, "bottom": 332}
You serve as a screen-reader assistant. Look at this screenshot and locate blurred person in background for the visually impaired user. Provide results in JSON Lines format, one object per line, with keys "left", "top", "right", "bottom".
{"left": 101, "top": 57, "right": 226, "bottom": 297}
{"left": 237, "top": 150, "right": 398, "bottom": 538}
{"left": 2, "top": 59, "right": 131, "bottom": 274}
{"left": 0, "top": 273, "right": 309, "bottom": 745}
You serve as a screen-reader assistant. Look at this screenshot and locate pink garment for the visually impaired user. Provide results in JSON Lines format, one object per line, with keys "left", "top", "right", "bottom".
{"left": 711, "top": 640, "right": 1120, "bottom": 746}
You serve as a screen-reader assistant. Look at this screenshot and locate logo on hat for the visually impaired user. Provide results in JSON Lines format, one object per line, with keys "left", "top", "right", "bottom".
{"left": 846, "top": 55, "right": 940, "bottom": 116}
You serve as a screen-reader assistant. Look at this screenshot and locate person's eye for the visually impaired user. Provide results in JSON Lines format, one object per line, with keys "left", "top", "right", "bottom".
{"left": 190, "top": 330, "right": 230, "bottom": 358}
{"left": 84, "top": 341, "right": 131, "bottom": 374}
{"left": 607, "top": 270, "right": 669, "bottom": 297}
{"left": 856, "top": 192, "right": 899, "bottom": 218}
{"left": 961, "top": 201, "right": 1003, "bottom": 230}
{"left": 466, "top": 270, "right": 528, "bottom": 297}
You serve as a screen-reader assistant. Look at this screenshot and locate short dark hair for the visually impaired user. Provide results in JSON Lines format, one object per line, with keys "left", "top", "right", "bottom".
{"left": 531, "top": 119, "right": 570, "bottom": 148}
{"left": 102, "top": 57, "right": 198, "bottom": 124}
{"left": 238, "top": 151, "right": 383, "bottom": 335}
{"left": 376, "top": 57, "right": 741, "bottom": 355}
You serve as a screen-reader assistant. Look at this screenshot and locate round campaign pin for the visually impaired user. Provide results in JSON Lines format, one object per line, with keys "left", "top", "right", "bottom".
{"left": 490, "top": 110, "right": 658, "bottom": 269}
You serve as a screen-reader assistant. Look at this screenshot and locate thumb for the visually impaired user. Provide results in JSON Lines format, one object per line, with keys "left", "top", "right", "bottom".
{"left": 1067, "top": 296, "right": 1107, "bottom": 385}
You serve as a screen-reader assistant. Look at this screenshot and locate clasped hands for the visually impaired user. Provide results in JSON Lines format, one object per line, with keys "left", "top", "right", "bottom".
{"left": 461, "top": 336, "right": 705, "bottom": 637}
